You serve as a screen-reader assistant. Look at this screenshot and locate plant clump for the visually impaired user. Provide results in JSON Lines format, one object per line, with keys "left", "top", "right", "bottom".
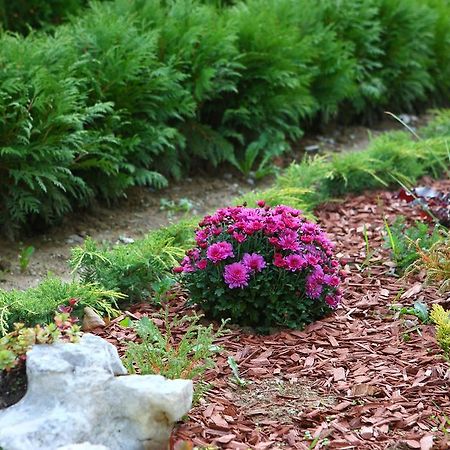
{"left": 0, "top": 299, "right": 81, "bottom": 372}
{"left": 176, "top": 203, "right": 343, "bottom": 331}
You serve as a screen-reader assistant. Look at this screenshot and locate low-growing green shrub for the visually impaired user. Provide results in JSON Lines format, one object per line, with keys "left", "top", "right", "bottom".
{"left": 0, "top": 299, "right": 81, "bottom": 371}
{"left": 0, "top": 277, "right": 123, "bottom": 336}
{"left": 124, "top": 310, "right": 227, "bottom": 401}
{"left": 246, "top": 131, "right": 450, "bottom": 212}
{"left": 70, "top": 220, "right": 195, "bottom": 302}
{"left": 176, "top": 204, "right": 343, "bottom": 331}
{"left": 384, "top": 216, "right": 444, "bottom": 273}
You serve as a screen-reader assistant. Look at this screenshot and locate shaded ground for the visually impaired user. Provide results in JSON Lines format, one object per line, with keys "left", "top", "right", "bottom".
{"left": 0, "top": 367, "right": 27, "bottom": 409}
{"left": 93, "top": 178, "right": 450, "bottom": 449}
{"left": 0, "top": 114, "right": 424, "bottom": 291}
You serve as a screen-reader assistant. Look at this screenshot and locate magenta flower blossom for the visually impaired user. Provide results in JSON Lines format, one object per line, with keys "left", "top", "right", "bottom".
{"left": 197, "top": 259, "right": 208, "bottom": 270}
{"left": 325, "top": 294, "right": 340, "bottom": 308}
{"left": 324, "top": 274, "right": 340, "bottom": 287}
{"left": 207, "top": 241, "right": 234, "bottom": 263}
{"left": 232, "top": 231, "right": 247, "bottom": 243}
{"left": 284, "top": 254, "right": 306, "bottom": 271}
{"left": 243, "top": 253, "right": 266, "bottom": 272}
{"left": 224, "top": 262, "right": 250, "bottom": 288}
{"left": 277, "top": 229, "right": 300, "bottom": 251}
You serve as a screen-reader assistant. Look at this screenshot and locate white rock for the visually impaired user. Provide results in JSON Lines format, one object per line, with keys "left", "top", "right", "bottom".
{"left": 58, "top": 444, "right": 110, "bottom": 450}
{"left": 0, "top": 334, "right": 193, "bottom": 450}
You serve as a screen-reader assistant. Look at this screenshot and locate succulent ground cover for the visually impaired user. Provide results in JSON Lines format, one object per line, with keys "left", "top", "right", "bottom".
{"left": 89, "top": 178, "right": 450, "bottom": 449}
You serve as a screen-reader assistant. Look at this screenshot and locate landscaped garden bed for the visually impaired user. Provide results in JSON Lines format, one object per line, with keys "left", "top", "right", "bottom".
{"left": 88, "top": 180, "right": 450, "bottom": 449}
{"left": 1, "top": 108, "right": 450, "bottom": 448}
{"left": 1, "top": 1, "right": 450, "bottom": 447}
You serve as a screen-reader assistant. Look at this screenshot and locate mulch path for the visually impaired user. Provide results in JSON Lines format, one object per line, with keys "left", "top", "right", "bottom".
{"left": 94, "top": 178, "right": 450, "bottom": 450}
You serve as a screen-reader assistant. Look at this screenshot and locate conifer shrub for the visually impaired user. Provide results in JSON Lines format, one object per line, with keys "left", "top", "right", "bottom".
{"left": 374, "top": 0, "right": 436, "bottom": 112}
{"left": 0, "top": 32, "right": 120, "bottom": 234}
{"left": 424, "top": 0, "right": 450, "bottom": 100}
{"left": 219, "top": 0, "right": 315, "bottom": 168}
{"left": 268, "top": 134, "right": 450, "bottom": 209}
{"left": 176, "top": 204, "right": 343, "bottom": 331}
{"left": 0, "top": 277, "right": 123, "bottom": 336}
{"left": 320, "top": 0, "right": 445, "bottom": 117}
{"left": 119, "top": 0, "right": 243, "bottom": 174}
{"left": 70, "top": 220, "right": 195, "bottom": 302}
{"left": 67, "top": 2, "right": 195, "bottom": 183}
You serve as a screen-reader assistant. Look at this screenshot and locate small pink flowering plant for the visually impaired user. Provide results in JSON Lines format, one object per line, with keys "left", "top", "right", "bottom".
{"left": 176, "top": 203, "right": 343, "bottom": 331}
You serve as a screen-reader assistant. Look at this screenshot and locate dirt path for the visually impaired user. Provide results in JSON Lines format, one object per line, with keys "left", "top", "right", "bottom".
{"left": 0, "top": 114, "right": 425, "bottom": 291}
{"left": 94, "top": 179, "right": 450, "bottom": 449}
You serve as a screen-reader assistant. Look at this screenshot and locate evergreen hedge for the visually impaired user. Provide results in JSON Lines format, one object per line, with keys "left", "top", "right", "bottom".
{"left": 1, "top": 0, "right": 449, "bottom": 234}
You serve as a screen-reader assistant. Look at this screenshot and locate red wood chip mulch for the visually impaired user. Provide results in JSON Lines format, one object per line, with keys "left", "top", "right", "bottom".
{"left": 94, "top": 179, "right": 450, "bottom": 450}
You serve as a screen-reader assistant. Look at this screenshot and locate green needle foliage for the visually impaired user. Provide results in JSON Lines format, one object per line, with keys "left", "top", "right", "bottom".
{"left": 70, "top": 220, "right": 195, "bottom": 302}
{"left": 0, "top": 277, "right": 124, "bottom": 336}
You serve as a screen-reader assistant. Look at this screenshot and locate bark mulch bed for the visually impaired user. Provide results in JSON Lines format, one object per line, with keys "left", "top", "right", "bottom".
{"left": 94, "top": 179, "right": 450, "bottom": 450}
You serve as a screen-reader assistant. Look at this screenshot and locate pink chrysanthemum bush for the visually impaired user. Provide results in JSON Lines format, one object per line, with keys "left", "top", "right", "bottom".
{"left": 175, "top": 203, "right": 343, "bottom": 331}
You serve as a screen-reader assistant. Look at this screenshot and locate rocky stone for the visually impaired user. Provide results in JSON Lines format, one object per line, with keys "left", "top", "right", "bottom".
{"left": 81, "top": 307, "right": 106, "bottom": 331}
{"left": 58, "top": 444, "right": 110, "bottom": 450}
{"left": 0, "top": 334, "right": 193, "bottom": 450}
{"left": 65, "top": 234, "right": 84, "bottom": 245}
{"left": 118, "top": 235, "right": 135, "bottom": 244}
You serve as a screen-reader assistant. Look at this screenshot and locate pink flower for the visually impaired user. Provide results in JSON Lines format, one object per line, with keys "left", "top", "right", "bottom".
{"left": 173, "top": 266, "right": 183, "bottom": 273}
{"left": 273, "top": 253, "right": 286, "bottom": 268}
{"left": 197, "top": 259, "right": 208, "bottom": 270}
{"left": 243, "top": 253, "right": 266, "bottom": 272}
{"left": 306, "top": 254, "right": 319, "bottom": 266}
{"left": 224, "top": 262, "right": 249, "bottom": 289}
{"left": 305, "top": 267, "right": 324, "bottom": 299}
{"left": 207, "top": 241, "right": 234, "bottom": 263}
{"left": 324, "top": 274, "right": 340, "bottom": 287}
{"left": 285, "top": 254, "right": 306, "bottom": 271}
{"left": 232, "top": 232, "right": 247, "bottom": 243}
{"left": 278, "top": 230, "right": 300, "bottom": 251}
{"left": 257, "top": 200, "right": 265, "bottom": 207}
{"left": 325, "top": 294, "right": 340, "bottom": 308}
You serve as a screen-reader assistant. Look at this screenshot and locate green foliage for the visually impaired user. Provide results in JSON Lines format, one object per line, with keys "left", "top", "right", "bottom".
{"left": 320, "top": 0, "right": 440, "bottom": 116}
{"left": 391, "top": 301, "right": 430, "bottom": 323}
{"left": 384, "top": 216, "right": 444, "bottom": 272}
{"left": 18, "top": 246, "right": 35, "bottom": 273}
{"left": 264, "top": 130, "right": 450, "bottom": 213}
{"left": 70, "top": 220, "right": 195, "bottom": 302}
{"left": 0, "top": 277, "right": 123, "bottom": 336}
{"left": 423, "top": 110, "right": 450, "bottom": 139}
{"left": 0, "top": 308, "right": 81, "bottom": 371}
{"left": 124, "top": 310, "right": 227, "bottom": 401}
{"left": 414, "top": 233, "right": 450, "bottom": 292}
